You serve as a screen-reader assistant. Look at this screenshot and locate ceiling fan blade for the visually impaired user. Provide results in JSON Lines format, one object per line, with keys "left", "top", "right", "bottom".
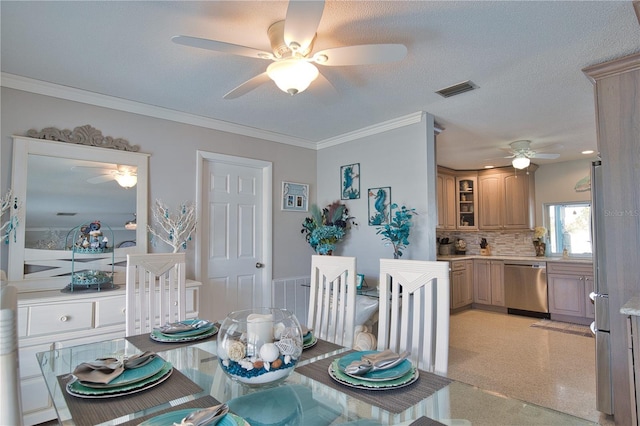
{"left": 308, "top": 71, "right": 338, "bottom": 103}
{"left": 534, "top": 143, "right": 564, "bottom": 153}
{"left": 284, "top": 0, "right": 325, "bottom": 52}
{"left": 313, "top": 44, "right": 407, "bottom": 66}
{"left": 87, "top": 174, "right": 115, "bottom": 184}
{"left": 172, "top": 35, "right": 274, "bottom": 60}
{"left": 532, "top": 153, "right": 560, "bottom": 159}
{"left": 223, "top": 72, "right": 271, "bottom": 99}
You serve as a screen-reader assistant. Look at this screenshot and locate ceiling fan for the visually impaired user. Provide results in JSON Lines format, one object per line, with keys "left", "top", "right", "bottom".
{"left": 171, "top": 0, "right": 407, "bottom": 99}
{"left": 499, "top": 140, "right": 561, "bottom": 169}
{"left": 73, "top": 164, "right": 138, "bottom": 188}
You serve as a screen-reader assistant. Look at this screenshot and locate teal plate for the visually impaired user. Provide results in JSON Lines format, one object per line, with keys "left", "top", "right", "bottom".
{"left": 139, "top": 410, "right": 247, "bottom": 426}
{"left": 303, "top": 334, "right": 317, "bottom": 350}
{"left": 159, "top": 319, "right": 215, "bottom": 338}
{"left": 337, "top": 351, "right": 412, "bottom": 382}
{"left": 78, "top": 355, "right": 166, "bottom": 389}
{"left": 67, "top": 362, "right": 172, "bottom": 398}
{"left": 329, "top": 361, "right": 419, "bottom": 390}
{"left": 151, "top": 325, "right": 218, "bottom": 343}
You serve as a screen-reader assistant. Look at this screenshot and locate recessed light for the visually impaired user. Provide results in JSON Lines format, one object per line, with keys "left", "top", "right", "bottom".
{"left": 582, "top": 150, "right": 594, "bottom": 155}
{"left": 484, "top": 165, "right": 495, "bottom": 169}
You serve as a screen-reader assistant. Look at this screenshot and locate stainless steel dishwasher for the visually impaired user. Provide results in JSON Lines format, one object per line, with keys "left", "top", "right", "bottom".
{"left": 504, "top": 260, "right": 549, "bottom": 317}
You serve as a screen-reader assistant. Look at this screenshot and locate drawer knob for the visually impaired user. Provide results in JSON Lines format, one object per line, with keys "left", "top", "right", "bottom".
{"left": 59, "top": 315, "right": 69, "bottom": 322}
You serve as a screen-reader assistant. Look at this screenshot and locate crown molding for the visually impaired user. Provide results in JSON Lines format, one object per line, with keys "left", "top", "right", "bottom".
{"left": 316, "top": 111, "right": 429, "bottom": 150}
{"left": 1, "top": 73, "right": 441, "bottom": 151}
{"left": 0, "top": 73, "right": 316, "bottom": 149}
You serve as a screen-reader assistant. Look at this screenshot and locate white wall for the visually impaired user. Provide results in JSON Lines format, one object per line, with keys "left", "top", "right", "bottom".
{"left": 315, "top": 113, "right": 437, "bottom": 283}
{"left": 0, "top": 87, "right": 317, "bottom": 281}
{"left": 534, "top": 159, "right": 592, "bottom": 225}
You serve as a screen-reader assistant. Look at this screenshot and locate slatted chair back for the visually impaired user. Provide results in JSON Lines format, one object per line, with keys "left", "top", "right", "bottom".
{"left": 125, "top": 253, "right": 186, "bottom": 336}
{"left": 377, "top": 259, "right": 450, "bottom": 375}
{"left": 307, "top": 255, "right": 357, "bottom": 347}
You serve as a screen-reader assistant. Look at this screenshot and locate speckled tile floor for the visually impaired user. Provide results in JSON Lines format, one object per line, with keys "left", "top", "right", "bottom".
{"left": 448, "top": 309, "right": 615, "bottom": 425}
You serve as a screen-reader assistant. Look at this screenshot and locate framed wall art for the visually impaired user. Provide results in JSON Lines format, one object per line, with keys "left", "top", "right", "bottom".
{"left": 281, "top": 181, "right": 309, "bottom": 212}
{"left": 340, "top": 163, "right": 360, "bottom": 200}
{"left": 368, "top": 186, "right": 391, "bottom": 225}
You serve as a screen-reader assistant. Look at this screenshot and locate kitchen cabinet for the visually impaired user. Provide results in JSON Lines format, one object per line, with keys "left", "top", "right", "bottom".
{"left": 437, "top": 167, "right": 457, "bottom": 230}
{"left": 473, "top": 259, "right": 504, "bottom": 306}
{"left": 456, "top": 175, "right": 478, "bottom": 230}
{"left": 17, "top": 282, "right": 201, "bottom": 425}
{"left": 547, "top": 262, "right": 594, "bottom": 320}
{"left": 451, "top": 259, "right": 473, "bottom": 310}
{"left": 477, "top": 167, "right": 536, "bottom": 230}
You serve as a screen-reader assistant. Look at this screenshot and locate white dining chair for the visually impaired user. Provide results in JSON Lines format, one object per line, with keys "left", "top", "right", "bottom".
{"left": 307, "top": 255, "right": 357, "bottom": 347}
{"left": 125, "top": 253, "right": 186, "bottom": 336}
{"left": 1, "top": 281, "right": 24, "bottom": 426}
{"left": 377, "top": 259, "right": 450, "bottom": 376}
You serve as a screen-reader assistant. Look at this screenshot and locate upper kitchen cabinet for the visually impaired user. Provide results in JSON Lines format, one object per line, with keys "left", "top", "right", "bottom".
{"left": 437, "top": 166, "right": 457, "bottom": 230}
{"left": 456, "top": 174, "right": 478, "bottom": 230}
{"left": 477, "top": 166, "right": 537, "bottom": 230}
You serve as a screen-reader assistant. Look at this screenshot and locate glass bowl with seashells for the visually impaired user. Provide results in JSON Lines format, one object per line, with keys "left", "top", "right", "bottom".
{"left": 217, "top": 308, "right": 304, "bottom": 386}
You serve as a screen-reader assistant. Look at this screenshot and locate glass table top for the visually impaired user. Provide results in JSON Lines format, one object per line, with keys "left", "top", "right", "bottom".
{"left": 36, "top": 336, "right": 597, "bottom": 425}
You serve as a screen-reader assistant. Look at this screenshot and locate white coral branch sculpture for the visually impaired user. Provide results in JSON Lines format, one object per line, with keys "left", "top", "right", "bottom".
{"left": 1, "top": 189, "right": 20, "bottom": 244}
{"left": 147, "top": 199, "right": 197, "bottom": 253}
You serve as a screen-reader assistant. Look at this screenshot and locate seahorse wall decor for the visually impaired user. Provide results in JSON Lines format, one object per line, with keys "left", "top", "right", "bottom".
{"left": 368, "top": 186, "right": 391, "bottom": 225}
{"left": 341, "top": 163, "right": 360, "bottom": 200}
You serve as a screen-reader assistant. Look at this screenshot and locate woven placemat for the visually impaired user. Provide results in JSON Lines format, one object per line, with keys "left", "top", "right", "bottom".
{"left": 119, "top": 395, "right": 221, "bottom": 426}
{"left": 299, "top": 338, "right": 345, "bottom": 362}
{"left": 410, "top": 415, "right": 448, "bottom": 426}
{"left": 295, "top": 351, "right": 451, "bottom": 414}
{"left": 126, "top": 329, "right": 218, "bottom": 353}
{"left": 57, "top": 365, "right": 203, "bottom": 425}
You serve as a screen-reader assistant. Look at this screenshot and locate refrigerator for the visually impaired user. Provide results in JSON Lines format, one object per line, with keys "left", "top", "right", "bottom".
{"left": 590, "top": 159, "right": 613, "bottom": 415}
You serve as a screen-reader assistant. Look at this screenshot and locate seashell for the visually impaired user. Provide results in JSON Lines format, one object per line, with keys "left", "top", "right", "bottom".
{"left": 264, "top": 361, "right": 271, "bottom": 371}
{"left": 272, "top": 359, "right": 282, "bottom": 369}
{"left": 222, "top": 359, "right": 229, "bottom": 367}
{"left": 253, "top": 360, "right": 264, "bottom": 369}
{"left": 239, "top": 359, "right": 254, "bottom": 370}
{"left": 284, "top": 355, "right": 291, "bottom": 365}
{"left": 273, "top": 322, "right": 286, "bottom": 339}
{"left": 275, "top": 338, "right": 298, "bottom": 356}
{"left": 260, "top": 343, "right": 280, "bottom": 362}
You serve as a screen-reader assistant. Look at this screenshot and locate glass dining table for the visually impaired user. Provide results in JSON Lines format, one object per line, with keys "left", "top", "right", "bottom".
{"left": 37, "top": 333, "right": 596, "bottom": 426}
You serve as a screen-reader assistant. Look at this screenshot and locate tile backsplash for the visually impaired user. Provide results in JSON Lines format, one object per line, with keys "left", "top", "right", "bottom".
{"left": 436, "top": 229, "right": 538, "bottom": 256}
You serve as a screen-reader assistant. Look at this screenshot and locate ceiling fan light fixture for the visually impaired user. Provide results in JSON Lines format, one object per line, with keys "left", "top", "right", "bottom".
{"left": 512, "top": 155, "right": 531, "bottom": 170}
{"left": 125, "top": 213, "right": 137, "bottom": 230}
{"left": 114, "top": 171, "right": 137, "bottom": 188}
{"left": 267, "top": 59, "right": 319, "bottom": 95}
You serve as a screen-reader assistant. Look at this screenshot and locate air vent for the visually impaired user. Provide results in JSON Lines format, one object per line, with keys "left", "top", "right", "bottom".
{"left": 56, "top": 212, "right": 77, "bottom": 216}
{"left": 436, "top": 80, "right": 478, "bottom": 98}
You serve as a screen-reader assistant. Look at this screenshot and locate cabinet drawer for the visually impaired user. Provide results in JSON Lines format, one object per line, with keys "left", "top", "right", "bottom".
{"left": 96, "top": 295, "right": 126, "bottom": 328}
{"left": 21, "top": 375, "right": 52, "bottom": 416}
{"left": 451, "top": 260, "right": 466, "bottom": 271}
{"left": 547, "top": 262, "right": 593, "bottom": 275}
{"left": 27, "top": 302, "right": 93, "bottom": 336}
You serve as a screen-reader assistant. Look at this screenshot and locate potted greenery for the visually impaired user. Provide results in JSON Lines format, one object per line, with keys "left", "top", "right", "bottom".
{"left": 375, "top": 203, "right": 417, "bottom": 259}
{"left": 301, "top": 201, "right": 356, "bottom": 255}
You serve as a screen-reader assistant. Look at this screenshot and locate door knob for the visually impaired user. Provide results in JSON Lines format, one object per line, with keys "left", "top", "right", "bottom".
{"left": 255, "top": 262, "right": 264, "bottom": 268}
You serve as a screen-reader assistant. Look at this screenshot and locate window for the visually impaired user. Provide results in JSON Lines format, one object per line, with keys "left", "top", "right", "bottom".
{"left": 544, "top": 202, "right": 592, "bottom": 257}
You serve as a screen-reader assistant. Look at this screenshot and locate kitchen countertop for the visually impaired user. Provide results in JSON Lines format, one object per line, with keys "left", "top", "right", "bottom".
{"left": 437, "top": 254, "right": 593, "bottom": 264}
{"left": 621, "top": 297, "right": 640, "bottom": 317}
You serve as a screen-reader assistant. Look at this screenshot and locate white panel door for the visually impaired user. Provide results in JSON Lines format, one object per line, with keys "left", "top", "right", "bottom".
{"left": 204, "top": 160, "right": 264, "bottom": 318}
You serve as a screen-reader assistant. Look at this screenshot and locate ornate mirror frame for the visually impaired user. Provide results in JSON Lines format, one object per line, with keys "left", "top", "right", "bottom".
{"left": 8, "top": 126, "right": 149, "bottom": 292}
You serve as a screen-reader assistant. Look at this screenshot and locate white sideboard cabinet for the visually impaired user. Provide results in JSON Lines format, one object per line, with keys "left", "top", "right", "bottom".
{"left": 17, "top": 281, "right": 201, "bottom": 425}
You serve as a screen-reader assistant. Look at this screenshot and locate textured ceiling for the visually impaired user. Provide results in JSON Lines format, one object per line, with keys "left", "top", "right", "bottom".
{"left": 2, "top": 1, "right": 639, "bottom": 170}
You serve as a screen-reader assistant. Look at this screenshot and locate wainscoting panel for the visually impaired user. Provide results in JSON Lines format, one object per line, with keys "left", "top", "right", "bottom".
{"left": 272, "top": 276, "right": 310, "bottom": 324}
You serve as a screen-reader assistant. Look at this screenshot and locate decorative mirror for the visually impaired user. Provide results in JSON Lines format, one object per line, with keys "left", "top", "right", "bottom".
{"left": 8, "top": 126, "right": 149, "bottom": 292}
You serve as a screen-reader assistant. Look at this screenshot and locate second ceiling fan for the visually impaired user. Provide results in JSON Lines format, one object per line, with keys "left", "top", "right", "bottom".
{"left": 172, "top": 0, "right": 407, "bottom": 99}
